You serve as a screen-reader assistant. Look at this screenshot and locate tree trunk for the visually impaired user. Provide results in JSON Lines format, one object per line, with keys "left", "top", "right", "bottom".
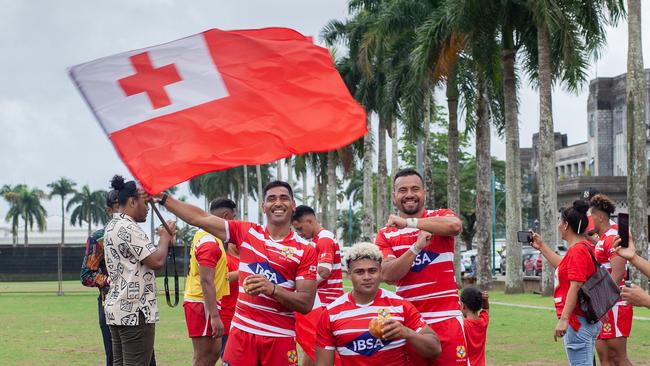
{"left": 423, "top": 94, "right": 435, "bottom": 208}
{"left": 276, "top": 160, "right": 283, "bottom": 181}
{"left": 475, "top": 79, "right": 492, "bottom": 291}
{"left": 61, "top": 197, "right": 65, "bottom": 247}
{"left": 537, "top": 25, "right": 559, "bottom": 296}
{"left": 287, "top": 157, "right": 293, "bottom": 188}
{"left": 256, "top": 165, "right": 263, "bottom": 224}
{"left": 87, "top": 210, "right": 92, "bottom": 238}
{"left": 327, "top": 151, "right": 337, "bottom": 230}
{"left": 503, "top": 43, "right": 525, "bottom": 294}
{"left": 377, "top": 119, "right": 388, "bottom": 226}
{"left": 361, "top": 116, "right": 375, "bottom": 241}
{"left": 243, "top": 165, "right": 249, "bottom": 221}
{"left": 24, "top": 217, "right": 28, "bottom": 246}
{"left": 626, "top": 0, "right": 648, "bottom": 289}
{"left": 390, "top": 118, "right": 399, "bottom": 214}
{"left": 302, "top": 172, "right": 308, "bottom": 205}
{"left": 446, "top": 75, "right": 462, "bottom": 286}
{"left": 320, "top": 167, "right": 329, "bottom": 229}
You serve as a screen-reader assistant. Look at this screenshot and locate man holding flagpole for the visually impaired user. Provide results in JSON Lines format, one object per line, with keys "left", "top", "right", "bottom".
{"left": 157, "top": 181, "right": 317, "bottom": 366}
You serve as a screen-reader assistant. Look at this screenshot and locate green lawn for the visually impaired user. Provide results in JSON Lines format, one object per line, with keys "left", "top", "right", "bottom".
{"left": 1, "top": 280, "right": 650, "bottom": 365}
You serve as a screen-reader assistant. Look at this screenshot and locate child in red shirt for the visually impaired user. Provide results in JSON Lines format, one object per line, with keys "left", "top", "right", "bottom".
{"left": 461, "top": 287, "right": 489, "bottom": 366}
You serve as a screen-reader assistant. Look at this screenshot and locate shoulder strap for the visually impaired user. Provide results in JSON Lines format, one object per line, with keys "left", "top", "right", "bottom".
{"left": 579, "top": 242, "right": 600, "bottom": 272}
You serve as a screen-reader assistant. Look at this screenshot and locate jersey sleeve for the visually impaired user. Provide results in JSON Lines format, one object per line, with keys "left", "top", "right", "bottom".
{"left": 316, "top": 236, "right": 335, "bottom": 265}
{"left": 479, "top": 310, "right": 490, "bottom": 327}
{"left": 433, "top": 208, "right": 458, "bottom": 218}
{"left": 225, "top": 220, "right": 251, "bottom": 248}
{"left": 316, "top": 309, "right": 336, "bottom": 350}
{"left": 195, "top": 238, "right": 223, "bottom": 268}
{"left": 403, "top": 300, "right": 426, "bottom": 332}
{"left": 297, "top": 244, "right": 318, "bottom": 281}
{"left": 375, "top": 230, "right": 396, "bottom": 259}
{"left": 567, "top": 245, "right": 595, "bottom": 282}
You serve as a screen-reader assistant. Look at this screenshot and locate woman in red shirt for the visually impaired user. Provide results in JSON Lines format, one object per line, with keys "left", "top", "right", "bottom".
{"left": 531, "top": 200, "right": 600, "bottom": 366}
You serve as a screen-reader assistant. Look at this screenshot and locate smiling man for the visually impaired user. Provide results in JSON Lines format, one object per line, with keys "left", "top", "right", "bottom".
{"left": 156, "top": 181, "right": 317, "bottom": 366}
{"left": 375, "top": 168, "right": 465, "bottom": 366}
{"left": 315, "top": 242, "right": 440, "bottom": 366}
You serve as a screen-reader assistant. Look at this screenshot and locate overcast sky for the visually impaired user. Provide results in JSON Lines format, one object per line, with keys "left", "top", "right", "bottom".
{"left": 0, "top": 0, "right": 648, "bottom": 231}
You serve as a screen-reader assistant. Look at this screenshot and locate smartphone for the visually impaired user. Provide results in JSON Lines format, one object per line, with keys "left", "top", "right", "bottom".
{"left": 618, "top": 213, "right": 629, "bottom": 248}
{"left": 517, "top": 230, "right": 532, "bottom": 244}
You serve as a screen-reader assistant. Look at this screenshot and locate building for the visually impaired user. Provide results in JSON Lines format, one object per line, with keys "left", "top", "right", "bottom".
{"left": 522, "top": 69, "right": 650, "bottom": 218}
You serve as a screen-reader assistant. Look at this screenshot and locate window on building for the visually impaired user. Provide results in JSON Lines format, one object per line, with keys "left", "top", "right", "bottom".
{"left": 589, "top": 114, "right": 595, "bottom": 137}
{"left": 614, "top": 107, "right": 623, "bottom": 133}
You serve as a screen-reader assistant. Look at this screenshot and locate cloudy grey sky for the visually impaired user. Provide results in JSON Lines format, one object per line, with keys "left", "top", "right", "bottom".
{"left": 0, "top": 0, "right": 648, "bottom": 229}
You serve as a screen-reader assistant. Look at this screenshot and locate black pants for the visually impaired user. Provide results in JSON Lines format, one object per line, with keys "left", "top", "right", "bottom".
{"left": 108, "top": 312, "right": 156, "bottom": 366}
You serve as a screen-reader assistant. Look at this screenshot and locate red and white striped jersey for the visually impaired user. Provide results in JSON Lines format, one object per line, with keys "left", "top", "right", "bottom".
{"left": 316, "top": 288, "right": 426, "bottom": 366}
{"left": 225, "top": 220, "right": 317, "bottom": 337}
{"left": 595, "top": 225, "right": 626, "bottom": 286}
{"left": 375, "top": 209, "right": 461, "bottom": 325}
{"left": 314, "top": 228, "right": 344, "bottom": 305}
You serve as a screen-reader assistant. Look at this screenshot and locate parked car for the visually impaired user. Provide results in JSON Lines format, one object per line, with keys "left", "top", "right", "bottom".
{"left": 461, "top": 249, "right": 477, "bottom": 274}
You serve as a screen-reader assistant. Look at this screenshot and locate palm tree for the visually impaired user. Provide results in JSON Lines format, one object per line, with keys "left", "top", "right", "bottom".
{"left": 1, "top": 184, "right": 25, "bottom": 244}
{"left": 626, "top": 0, "right": 647, "bottom": 288}
{"left": 3, "top": 185, "right": 47, "bottom": 245}
{"left": 47, "top": 177, "right": 77, "bottom": 246}
{"left": 67, "top": 185, "right": 109, "bottom": 237}
{"left": 527, "top": 0, "right": 625, "bottom": 295}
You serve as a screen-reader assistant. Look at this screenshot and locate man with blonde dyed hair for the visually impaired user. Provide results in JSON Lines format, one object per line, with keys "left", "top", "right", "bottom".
{"left": 315, "top": 243, "right": 440, "bottom": 366}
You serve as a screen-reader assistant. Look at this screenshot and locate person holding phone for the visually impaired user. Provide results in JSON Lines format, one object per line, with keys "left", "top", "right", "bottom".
{"left": 616, "top": 237, "right": 650, "bottom": 309}
{"left": 531, "top": 200, "right": 600, "bottom": 365}
{"left": 589, "top": 195, "right": 632, "bottom": 366}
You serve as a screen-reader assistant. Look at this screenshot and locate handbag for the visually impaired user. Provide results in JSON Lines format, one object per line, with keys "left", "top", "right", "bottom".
{"left": 577, "top": 243, "right": 621, "bottom": 324}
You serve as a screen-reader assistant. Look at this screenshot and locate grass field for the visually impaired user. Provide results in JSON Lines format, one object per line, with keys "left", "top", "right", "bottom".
{"left": 1, "top": 280, "right": 650, "bottom": 365}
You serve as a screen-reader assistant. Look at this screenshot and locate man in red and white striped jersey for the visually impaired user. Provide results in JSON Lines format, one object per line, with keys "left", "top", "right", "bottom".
{"left": 375, "top": 168, "right": 466, "bottom": 366}
{"left": 292, "top": 205, "right": 345, "bottom": 365}
{"left": 315, "top": 242, "right": 440, "bottom": 366}
{"left": 158, "top": 181, "right": 317, "bottom": 366}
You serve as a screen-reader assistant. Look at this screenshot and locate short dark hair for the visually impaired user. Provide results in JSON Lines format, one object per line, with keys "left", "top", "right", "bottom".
{"left": 460, "top": 287, "right": 482, "bottom": 312}
{"left": 263, "top": 180, "right": 294, "bottom": 199}
{"left": 110, "top": 175, "right": 138, "bottom": 206}
{"left": 292, "top": 205, "right": 315, "bottom": 222}
{"left": 209, "top": 198, "right": 236, "bottom": 215}
{"left": 393, "top": 168, "right": 424, "bottom": 186}
{"left": 561, "top": 200, "right": 589, "bottom": 234}
{"left": 590, "top": 194, "right": 616, "bottom": 216}
{"left": 105, "top": 189, "right": 119, "bottom": 208}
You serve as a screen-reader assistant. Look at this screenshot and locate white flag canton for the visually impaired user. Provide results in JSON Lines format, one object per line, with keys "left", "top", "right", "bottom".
{"left": 69, "top": 33, "right": 229, "bottom": 135}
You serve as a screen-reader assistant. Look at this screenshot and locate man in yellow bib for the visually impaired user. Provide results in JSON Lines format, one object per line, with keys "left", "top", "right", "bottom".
{"left": 183, "top": 198, "right": 236, "bottom": 366}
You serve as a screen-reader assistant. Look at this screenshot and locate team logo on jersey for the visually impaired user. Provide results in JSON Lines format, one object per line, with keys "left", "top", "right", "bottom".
{"left": 410, "top": 250, "right": 440, "bottom": 272}
{"left": 346, "top": 331, "right": 391, "bottom": 356}
{"left": 248, "top": 262, "right": 287, "bottom": 284}
{"left": 378, "top": 308, "right": 391, "bottom": 319}
{"left": 456, "top": 345, "right": 466, "bottom": 359}
{"left": 287, "top": 350, "right": 298, "bottom": 363}
{"left": 603, "top": 322, "right": 612, "bottom": 332}
{"left": 281, "top": 247, "right": 295, "bottom": 258}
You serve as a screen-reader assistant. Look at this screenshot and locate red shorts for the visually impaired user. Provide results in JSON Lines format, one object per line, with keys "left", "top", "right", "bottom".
{"left": 183, "top": 301, "right": 216, "bottom": 338}
{"left": 598, "top": 302, "right": 633, "bottom": 340}
{"left": 407, "top": 316, "right": 469, "bottom": 366}
{"left": 222, "top": 326, "right": 298, "bottom": 366}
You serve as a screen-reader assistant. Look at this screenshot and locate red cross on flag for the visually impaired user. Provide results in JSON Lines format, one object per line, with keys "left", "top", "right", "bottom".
{"left": 69, "top": 28, "right": 367, "bottom": 193}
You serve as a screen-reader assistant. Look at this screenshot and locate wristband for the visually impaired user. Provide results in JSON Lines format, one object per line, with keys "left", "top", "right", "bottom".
{"left": 409, "top": 243, "right": 422, "bottom": 255}
{"left": 160, "top": 193, "right": 169, "bottom": 206}
{"left": 406, "top": 218, "right": 418, "bottom": 228}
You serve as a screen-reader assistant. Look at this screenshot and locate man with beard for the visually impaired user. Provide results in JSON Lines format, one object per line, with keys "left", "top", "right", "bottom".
{"left": 156, "top": 181, "right": 317, "bottom": 366}
{"left": 104, "top": 175, "right": 176, "bottom": 366}
{"left": 375, "top": 168, "right": 465, "bottom": 366}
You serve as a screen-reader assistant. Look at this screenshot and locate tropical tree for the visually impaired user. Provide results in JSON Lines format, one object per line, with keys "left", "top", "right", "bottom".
{"left": 3, "top": 185, "right": 48, "bottom": 245}
{"left": 67, "top": 185, "right": 109, "bottom": 237}
{"left": 626, "top": 0, "right": 647, "bottom": 288}
{"left": 47, "top": 177, "right": 77, "bottom": 247}
{"left": 337, "top": 207, "right": 363, "bottom": 246}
